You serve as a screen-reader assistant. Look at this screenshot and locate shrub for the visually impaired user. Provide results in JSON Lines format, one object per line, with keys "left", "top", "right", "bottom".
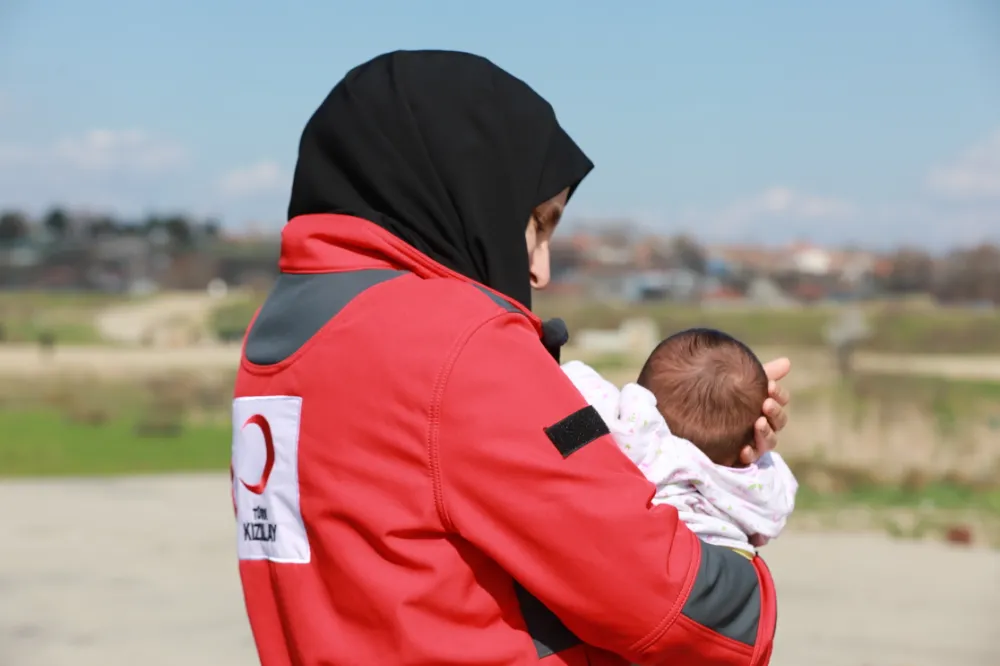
{"left": 210, "top": 298, "right": 261, "bottom": 342}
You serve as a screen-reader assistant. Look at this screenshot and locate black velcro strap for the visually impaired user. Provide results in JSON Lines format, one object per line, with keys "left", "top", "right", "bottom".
{"left": 543, "top": 406, "right": 609, "bottom": 458}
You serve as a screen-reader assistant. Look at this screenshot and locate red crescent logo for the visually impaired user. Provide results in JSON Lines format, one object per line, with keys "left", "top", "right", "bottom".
{"left": 239, "top": 413, "right": 275, "bottom": 495}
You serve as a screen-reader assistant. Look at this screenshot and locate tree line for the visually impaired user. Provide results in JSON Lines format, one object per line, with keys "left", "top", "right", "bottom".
{"left": 880, "top": 244, "right": 1000, "bottom": 304}
{"left": 2, "top": 206, "right": 999, "bottom": 304}
{"left": 0, "top": 207, "right": 220, "bottom": 249}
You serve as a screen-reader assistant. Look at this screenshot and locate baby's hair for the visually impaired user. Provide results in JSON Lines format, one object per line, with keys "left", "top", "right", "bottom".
{"left": 636, "top": 328, "right": 768, "bottom": 466}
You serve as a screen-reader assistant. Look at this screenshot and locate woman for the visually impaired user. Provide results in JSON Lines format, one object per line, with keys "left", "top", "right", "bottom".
{"left": 231, "top": 50, "right": 790, "bottom": 666}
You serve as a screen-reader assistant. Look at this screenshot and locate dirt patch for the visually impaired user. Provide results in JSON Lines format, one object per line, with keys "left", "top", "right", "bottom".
{"left": 0, "top": 344, "right": 242, "bottom": 378}
{"left": 94, "top": 292, "right": 221, "bottom": 345}
{"left": 0, "top": 474, "right": 996, "bottom": 666}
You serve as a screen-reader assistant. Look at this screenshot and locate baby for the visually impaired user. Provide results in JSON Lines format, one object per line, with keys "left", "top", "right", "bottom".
{"left": 563, "top": 327, "right": 798, "bottom": 556}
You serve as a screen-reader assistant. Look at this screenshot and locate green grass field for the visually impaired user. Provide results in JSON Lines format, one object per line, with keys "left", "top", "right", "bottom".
{"left": 792, "top": 475, "right": 1000, "bottom": 513}
{"left": 0, "top": 291, "right": 127, "bottom": 344}
{"left": 0, "top": 350, "right": 997, "bottom": 551}
{"left": 535, "top": 296, "right": 1000, "bottom": 354}
{"left": 0, "top": 409, "right": 231, "bottom": 477}
{"left": 210, "top": 296, "right": 260, "bottom": 342}
{"left": 3, "top": 287, "right": 1000, "bottom": 353}
{"left": 2, "top": 398, "right": 997, "bottom": 547}
{"left": 209, "top": 292, "right": 1000, "bottom": 353}
{"left": 795, "top": 373, "right": 1000, "bottom": 417}
{"left": 3, "top": 405, "right": 995, "bottom": 532}
{"left": 1, "top": 396, "right": 996, "bottom": 510}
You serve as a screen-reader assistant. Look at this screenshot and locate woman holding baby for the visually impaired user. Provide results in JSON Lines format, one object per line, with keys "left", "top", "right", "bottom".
{"left": 231, "top": 50, "right": 790, "bottom": 666}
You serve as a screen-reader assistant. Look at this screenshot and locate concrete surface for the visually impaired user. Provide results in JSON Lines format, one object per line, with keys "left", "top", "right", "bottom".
{"left": 1, "top": 475, "right": 997, "bottom": 666}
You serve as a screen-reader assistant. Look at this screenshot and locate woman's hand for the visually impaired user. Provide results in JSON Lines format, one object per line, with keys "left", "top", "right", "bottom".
{"left": 751, "top": 357, "right": 792, "bottom": 459}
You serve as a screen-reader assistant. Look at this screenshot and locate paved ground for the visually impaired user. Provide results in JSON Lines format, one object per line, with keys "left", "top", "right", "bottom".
{"left": 1, "top": 475, "right": 998, "bottom": 666}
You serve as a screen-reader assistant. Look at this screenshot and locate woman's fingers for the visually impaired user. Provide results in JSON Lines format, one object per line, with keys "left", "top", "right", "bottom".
{"left": 762, "top": 357, "right": 792, "bottom": 382}
{"left": 768, "top": 379, "right": 790, "bottom": 407}
{"left": 754, "top": 416, "right": 777, "bottom": 454}
{"left": 764, "top": 397, "right": 788, "bottom": 432}
{"left": 755, "top": 396, "right": 787, "bottom": 454}
{"left": 753, "top": 358, "right": 792, "bottom": 455}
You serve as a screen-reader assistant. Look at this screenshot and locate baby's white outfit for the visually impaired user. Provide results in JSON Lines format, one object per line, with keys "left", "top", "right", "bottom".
{"left": 562, "top": 361, "right": 798, "bottom": 555}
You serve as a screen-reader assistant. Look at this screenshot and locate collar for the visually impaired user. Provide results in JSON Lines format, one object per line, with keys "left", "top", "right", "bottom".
{"left": 280, "top": 214, "right": 542, "bottom": 329}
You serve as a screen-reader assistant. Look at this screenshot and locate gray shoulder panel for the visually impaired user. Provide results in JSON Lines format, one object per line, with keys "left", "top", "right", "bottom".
{"left": 469, "top": 284, "right": 521, "bottom": 314}
{"left": 681, "top": 542, "right": 761, "bottom": 645}
{"left": 244, "top": 269, "right": 407, "bottom": 365}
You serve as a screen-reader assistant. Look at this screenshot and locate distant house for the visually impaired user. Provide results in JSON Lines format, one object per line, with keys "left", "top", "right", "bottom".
{"left": 581, "top": 267, "right": 633, "bottom": 302}
{"left": 622, "top": 268, "right": 701, "bottom": 302}
{"left": 790, "top": 281, "right": 827, "bottom": 303}
{"left": 705, "top": 257, "right": 733, "bottom": 278}
{"left": 89, "top": 235, "right": 158, "bottom": 292}
{"left": 706, "top": 245, "right": 785, "bottom": 277}
{"left": 702, "top": 284, "right": 746, "bottom": 304}
{"left": 215, "top": 240, "right": 280, "bottom": 290}
{"left": 788, "top": 243, "right": 833, "bottom": 276}
{"left": 746, "top": 277, "right": 795, "bottom": 307}
{"left": 549, "top": 238, "right": 584, "bottom": 282}
{"left": 0, "top": 241, "right": 43, "bottom": 288}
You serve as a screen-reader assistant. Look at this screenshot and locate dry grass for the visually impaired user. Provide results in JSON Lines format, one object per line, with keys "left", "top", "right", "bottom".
{"left": 0, "top": 291, "right": 117, "bottom": 344}
{"left": 0, "top": 371, "right": 236, "bottom": 477}
{"left": 783, "top": 375, "right": 1000, "bottom": 485}
{"left": 577, "top": 346, "right": 1000, "bottom": 546}
{"left": 536, "top": 296, "right": 1000, "bottom": 354}
{"left": 789, "top": 505, "right": 1000, "bottom": 548}
{"left": 1, "top": 347, "right": 998, "bottom": 544}
{"left": 215, "top": 292, "right": 1000, "bottom": 353}
{"left": 577, "top": 347, "right": 1000, "bottom": 483}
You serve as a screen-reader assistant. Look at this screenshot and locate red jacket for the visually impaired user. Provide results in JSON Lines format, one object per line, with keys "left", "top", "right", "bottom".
{"left": 231, "top": 214, "right": 777, "bottom": 665}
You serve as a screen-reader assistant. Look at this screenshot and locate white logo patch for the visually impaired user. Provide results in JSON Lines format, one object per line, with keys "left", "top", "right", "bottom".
{"left": 231, "top": 395, "right": 310, "bottom": 564}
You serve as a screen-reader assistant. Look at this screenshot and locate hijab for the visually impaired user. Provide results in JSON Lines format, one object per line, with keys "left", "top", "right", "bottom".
{"left": 287, "top": 49, "right": 594, "bottom": 310}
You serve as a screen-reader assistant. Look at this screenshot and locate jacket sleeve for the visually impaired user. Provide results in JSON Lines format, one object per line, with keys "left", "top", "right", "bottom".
{"left": 433, "top": 312, "right": 777, "bottom": 666}
{"left": 752, "top": 452, "right": 799, "bottom": 539}
{"left": 559, "top": 360, "right": 622, "bottom": 426}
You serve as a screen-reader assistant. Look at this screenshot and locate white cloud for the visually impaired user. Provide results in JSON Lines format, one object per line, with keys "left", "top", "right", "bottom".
{"left": 0, "top": 129, "right": 186, "bottom": 173}
{"left": 217, "top": 160, "right": 287, "bottom": 197}
{"left": 750, "top": 186, "right": 854, "bottom": 218}
{"left": 0, "top": 129, "right": 196, "bottom": 222}
{"left": 926, "top": 128, "right": 1000, "bottom": 199}
{"left": 675, "top": 186, "right": 855, "bottom": 241}
{"left": 714, "top": 186, "right": 855, "bottom": 225}
{"left": 54, "top": 129, "right": 186, "bottom": 173}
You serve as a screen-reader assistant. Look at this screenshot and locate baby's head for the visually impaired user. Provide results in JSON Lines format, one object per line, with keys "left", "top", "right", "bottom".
{"left": 636, "top": 328, "right": 768, "bottom": 468}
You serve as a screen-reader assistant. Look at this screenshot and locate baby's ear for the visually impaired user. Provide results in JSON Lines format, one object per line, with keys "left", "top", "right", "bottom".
{"left": 738, "top": 444, "right": 757, "bottom": 466}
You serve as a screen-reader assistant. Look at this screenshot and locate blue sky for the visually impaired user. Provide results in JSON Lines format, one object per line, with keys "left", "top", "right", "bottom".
{"left": 1, "top": 0, "right": 998, "bottom": 247}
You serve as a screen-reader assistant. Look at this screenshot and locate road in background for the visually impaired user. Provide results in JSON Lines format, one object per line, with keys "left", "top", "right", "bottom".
{"left": 1, "top": 475, "right": 997, "bottom": 666}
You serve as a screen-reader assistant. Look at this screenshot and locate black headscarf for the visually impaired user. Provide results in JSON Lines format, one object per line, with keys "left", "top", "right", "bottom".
{"left": 288, "top": 49, "right": 594, "bottom": 310}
